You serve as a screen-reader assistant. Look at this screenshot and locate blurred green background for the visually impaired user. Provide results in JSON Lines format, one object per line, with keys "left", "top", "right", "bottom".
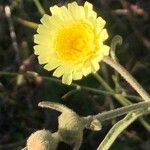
{"left": 0, "top": 0, "right": 150, "bottom": 149}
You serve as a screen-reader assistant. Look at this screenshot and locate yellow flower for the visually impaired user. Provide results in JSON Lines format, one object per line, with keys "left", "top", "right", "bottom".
{"left": 34, "top": 1, "right": 110, "bottom": 85}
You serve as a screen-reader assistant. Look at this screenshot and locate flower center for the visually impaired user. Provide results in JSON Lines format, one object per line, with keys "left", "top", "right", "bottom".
{"left": 54, "top": 21, "right": 97, "bottom": 63}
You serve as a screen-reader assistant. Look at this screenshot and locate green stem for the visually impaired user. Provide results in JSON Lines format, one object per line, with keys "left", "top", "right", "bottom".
{"left": 94, "top": 101, "right": 150, "bottom": 122}
{"left": 0, "top": 71, "right": 122, "bottom": 97}
{"left": 102, "top": 56, "right": 150, "bottom": 101}
{"left": 93, "top": 73, "right": 150, "bottom": 131}
{"left": 97, "top": 108, "right": 150, "bottom": 150}
{"left": 33, "top": 0, "right": 46, "bottom": 15}
{"left": 16, "top": 18, "right": 38, "bottom": 29}
{"left": 94, "top": 73, "right": 113, "bottom": 92}
{"left": 114, "top": 94, "right": 131, "bottom": 105}
{"left": 0, "top": 71, "right": 144, "bottom": 102}
{"left": 114, "top": 94, "right": 150, "bottom": 132}
{"left": 138, "top": 117, "right": 150, "bottom": 132}
{"left": 93, "top": 73, "right": 131, "bottom": 105}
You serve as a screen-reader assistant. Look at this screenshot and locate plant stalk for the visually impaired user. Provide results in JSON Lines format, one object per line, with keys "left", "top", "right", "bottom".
{"left": 97, "top": 109, "right": 148, "bottom": 150}
{"left": 102, "top": 56, "right": 150, "bottom": 101}
{"left": 33, "top": 0, "right": 46, "bottom": 15}
{"left": 94, "top": 101, "right": 150, "bottom": 122}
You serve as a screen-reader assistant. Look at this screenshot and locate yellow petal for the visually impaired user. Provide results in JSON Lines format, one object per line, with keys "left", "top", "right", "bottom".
{"left": 78, "top": 6, "right": 85, "bottom": 19}
{"left": 34, "top": 45, "right": 53, "bottom": 55}
{"left": 50, "top": 5, "right": 62, "bottom": 16}
{"left": 40, "top": 14, "right": 62, "bottom": 29}
{"left": 44, "top": 59, "right": 61, "bottom": 71}
{"left": 101, "top": 45, "right": 110, "bottom": 56}
{"left": 98, "top": 29, "right": 109, "bottom": 42}
{"left": 67, "top": 2, "right": 78, "bottom": 19}
{"left": 62, "top": 73, "right": 72, "bottom": 85}
{"left": 82, "top": 62, "right": 92, "bottom": 76}
{"left": 38, "top": 55, "right": 49, "bottom": 64}
{"left": 96, "top": 17, "right": 106, "bottom": 35}
{"left": 50, "top": 6, "right": 73, "bottom": 21}
{"left": 37, "top": 25, "right": 49, "bottom": 35}
{"left": 84, "top": 1, "right": 97, "bottom": 19}
{"left": 68, "top": 2, "right": 85, "bottom": 19}
{"left": 34, "top": 34, "right": 51, "bottom": 45}
{"left": 53, "top": 65, "right": 65, "bottom": 77}
{"left": 91, "top": 61, "right": 100, "bottom": 72}
{"left": 84, "top": 1, "right": 93, "bottom": 11}
{"left": 40, "top": 14, "right": 53, "bottom": 27}
{"left": 53, "top": 64, "right": 73, "bottom": 77}
{"left": 72, "top": 71, "right": 83, "bottom": 80}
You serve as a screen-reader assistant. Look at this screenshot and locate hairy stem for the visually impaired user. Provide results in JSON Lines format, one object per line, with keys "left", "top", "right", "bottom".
{"left": 97, "top": 111, "right": 140, "bottom": 150}
{"left": 94, "top": 101, "right": 150, "bottom": 122}
{"left": 102, "top": 56, "right": 150, "bottom": 101}
{"left": 97, "top": 105, "right": 150, "bottom": 150}
{"left": 93, "top": 73, "right": 150, "bottom": 131}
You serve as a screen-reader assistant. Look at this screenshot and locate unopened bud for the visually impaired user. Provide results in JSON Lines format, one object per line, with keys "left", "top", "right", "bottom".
{"left": 27, "top": 129, "right": 58, "bottom": 150}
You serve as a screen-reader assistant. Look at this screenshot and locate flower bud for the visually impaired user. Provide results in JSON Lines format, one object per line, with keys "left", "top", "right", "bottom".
{"left": 27, "top": 129, "right": 58, "bottom": 150}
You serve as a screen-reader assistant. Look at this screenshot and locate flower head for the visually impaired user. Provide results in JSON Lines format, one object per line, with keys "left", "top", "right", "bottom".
{"left": 27, "top": 130, "right": 58, "bottom": 150}
{"left": 34, "top": 1, "right": 110, "bottom": 85}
